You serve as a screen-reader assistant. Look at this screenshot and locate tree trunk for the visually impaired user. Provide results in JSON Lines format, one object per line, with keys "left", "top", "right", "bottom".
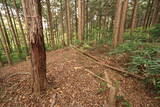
{"left": 78, "top": 0, "right": 85, "bottom": 41}
{"left": 60, "top": 0, "right": 65, "bottom": 46}
{"left": 10, "top": 7, "right": 20, "bottom": 42}
{"left": 151, "top": 0, "right": 160, "bottom": 25}
{"left": 46, "top": 0, "right": 55, "bottom": 48}
{"left": 0, "top": 24, "right": 12, "bottom": 65}
{"left": 118, "top": 0, "right": 128, "bottom": 43}
{"left": 75, "top": 0, "right": 78, "bottom": 38}
{"left": 0, "top": 39, "right": 4, "bottom": 67}
{"left": 23, "top": 0, "right": 48, "bottom": 95}
{"left": 113, "top": 0, "right": 128, "bottom": 48}
{"left": 131, "top": 0, "right": 138, "bottom": 31}
{"left": 13, "top": 0, "right": 29, "bottom": 54}
{"left": 3, "top": 0, "right": 22, "bottom": 54}
{"left": 65, "top": 0, "right": 72, "bottom": 45}
{"left": 113, "top": 0, "right": 123, "bottom": 48}
{"left": 0, "top": 11, "right": 12, "bottom": 52}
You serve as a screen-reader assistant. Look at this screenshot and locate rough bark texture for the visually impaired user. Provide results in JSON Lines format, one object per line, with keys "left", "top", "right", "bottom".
{"left": 113, "top": 0, "right": 128, "bottom": 48}
{"left": 131, "top": 0, "right": 138, "bottom": 31}
{"left": 65, "top": 0, "right": 72, "bottom": 45}
{"left": 151, "top": 0, "right": 160, "bottom": 25}
{"left": 118, "top": 0, "right": 128, "bottom": 43}
{"left": 78, "top": 0, "right": 85, "bottom": 41}
{"left": 113, "top": 0, "right": 123, "bottom": 48}
{"left": 46, "top": 0, "right": 55, "bottom": 48}
{"left": 60, "top": 0, "right": 65, "bottom": 45}
{"left": 23, "top": 0, "right": 48, "bottom": 95}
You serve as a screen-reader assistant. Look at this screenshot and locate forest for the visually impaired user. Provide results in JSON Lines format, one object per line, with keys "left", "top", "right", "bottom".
{"left": 0, "top": 0, "right": 160, "bottom": 106}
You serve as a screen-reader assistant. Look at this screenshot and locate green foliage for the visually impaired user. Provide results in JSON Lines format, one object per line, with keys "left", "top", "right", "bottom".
{"left": 124, "top": 31, "right": 150, "bottom": 42}
{"left": 149, "top": 24, "right": 160, "bottom": 39}
{"left": 110, "top": 27, "right": 160, "bottom": 94}
{"left": 109, "top": 41, "right": 143, "bottom": 55}
{"left": 117, "top": 95, "right": 132, "bottom": 107}
{"left": 98, "top": 81, "right": 108, "bottom": 94}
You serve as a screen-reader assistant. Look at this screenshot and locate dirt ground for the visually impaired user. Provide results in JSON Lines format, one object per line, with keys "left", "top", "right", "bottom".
{"left": 0, "top": 47, "right": 159, "bottom": 107}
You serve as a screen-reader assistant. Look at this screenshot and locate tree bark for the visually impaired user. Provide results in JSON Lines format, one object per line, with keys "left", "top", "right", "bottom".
{"left": 75, "top": 0, "right": 78, "bottom": 37}
{"left": 151, "top": 0, "right": 160, "bottom": 25}
{"left": 0, "top": 23, "right": 12, "bottom": 65}
{"left": 3, "top": 0, "right": 22, "bottom": 54}
{"left": 46, "top": 0, "right": 55, "bottom": 48}
{"left": 118, "top": 0, "right": 128, "bottom": 43}
{"left": 13, "top": 0, "right": 29, "bottom": 54}
{"left": 113, "top": 0, "right": 128, "bottom": 48}
{"left": 78, "top": 0, "right": 85, "bottom": 41}
{"left": 131, "top": 0, "right": 138, "bottom": 31}
{"left": 23, "top": 0, "right": 48, "bottom": 95}
{"left": 65, "top": 0, "right": 72, "bottom": 45}
{"left": 0, "top": 10, "right": 12, "bottom": 52}
{"left": 60, "top": 0, "right": 65, "bottom": 46}
{"left": 113, "top": 0, "right": 123, "bottom": 48}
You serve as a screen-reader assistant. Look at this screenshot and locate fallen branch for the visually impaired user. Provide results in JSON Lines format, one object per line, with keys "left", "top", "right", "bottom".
{"left": 70, "top": 46, "right": 145, "bottom": 80}
{"left": 84, "top": 69, "right": 112, "bottom": 87}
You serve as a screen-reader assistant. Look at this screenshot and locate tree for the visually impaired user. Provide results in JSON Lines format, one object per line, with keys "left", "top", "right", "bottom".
{"left": 78, "top": 0, "right": 85, "bottom": 41}
{"left": 0, "top": 23, "right": 12, "bottom": 65}
{"left": 13, "top": 0, "right": 29, "bottom": 54}
{"left": 151, "top": 0, "right": 160, "bottom": 25}
{"left": 113, "top": 0, "right": 128, "bottom": 48}
{"left": 22, "top": 0, "right": 48, "bottom": 95}
{"left": 3, "top": 0, "right": 22, "bottom": 54}
{"left": 0, "top": 9, "right": 12, "bottom": 53}
{"left": 131, "top": 0, "right": 138, "bottom": 31}
{"left": 46, "top": 0, "right": 55, "bottom": 48}
{"left": 65, "top": 0, "right": 72, "bottom": 45}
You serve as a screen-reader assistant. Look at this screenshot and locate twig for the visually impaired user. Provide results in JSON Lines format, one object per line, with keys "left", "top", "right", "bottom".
{"left": 84, "top": 69, "right": 112, "bottom": 87}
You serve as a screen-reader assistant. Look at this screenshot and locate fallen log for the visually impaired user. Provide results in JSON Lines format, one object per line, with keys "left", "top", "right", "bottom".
{"left": 70, "top": 46, "right": 145, "bottom": 80}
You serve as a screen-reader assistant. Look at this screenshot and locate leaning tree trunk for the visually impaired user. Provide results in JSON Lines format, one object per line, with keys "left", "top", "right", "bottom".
{"left": 3, "top": 0, "right": 22, "bottom": 54}
{"left": 0, "top": 11, "right": 12, "bottom": 52}
{"left": 13, "top": 0, "right": 29, "bottom": 54}
{"left": 23, "top": 0, "right": 48, "bottom": 95}
{"left": 0, "top": 24, "right": 12, "bottom": 65}
{"left": 10, "top": 7, "right": 19, "bottom": 41}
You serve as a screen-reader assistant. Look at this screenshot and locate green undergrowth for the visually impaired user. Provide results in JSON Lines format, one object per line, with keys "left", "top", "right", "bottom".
{"left": 109, "top": 24, "right": 160, "bottom": 94}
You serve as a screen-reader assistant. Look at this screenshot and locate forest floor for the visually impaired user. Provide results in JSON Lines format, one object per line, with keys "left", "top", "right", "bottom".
{"left": 0, "top": 47, "right": 160, "bottom": 107}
